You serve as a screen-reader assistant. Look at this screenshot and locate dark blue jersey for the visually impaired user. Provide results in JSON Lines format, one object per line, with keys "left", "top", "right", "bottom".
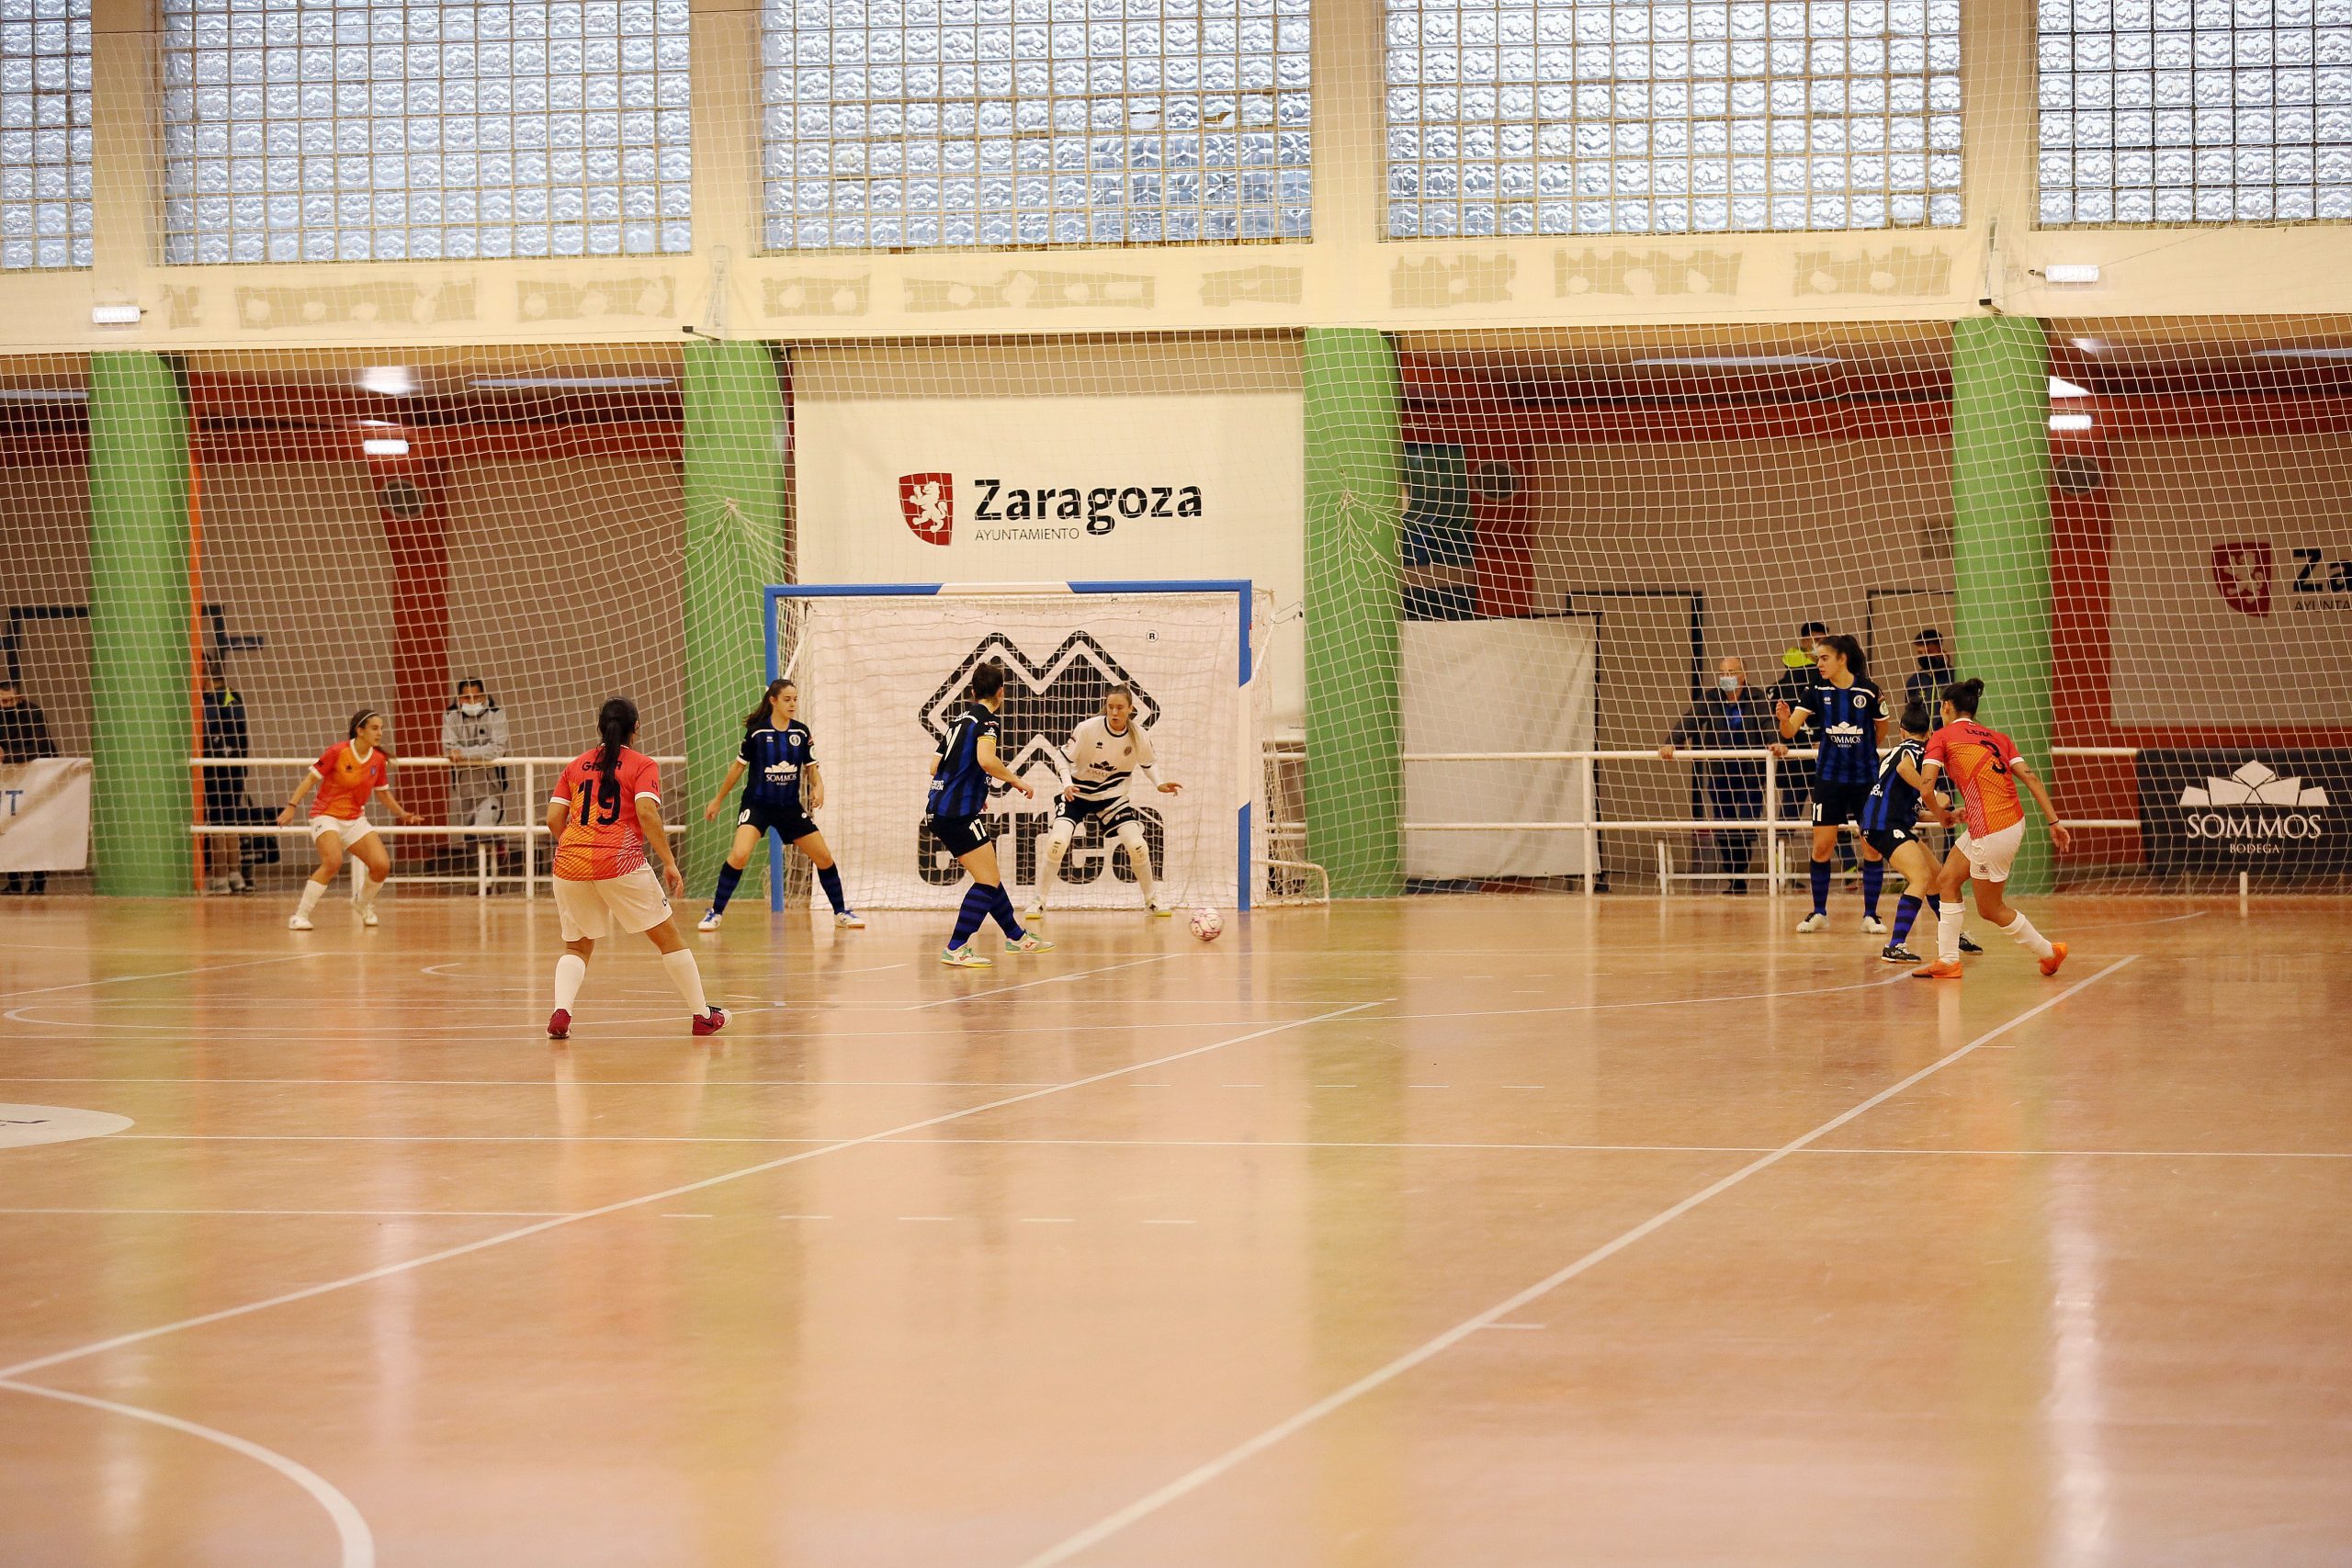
{"left": 1804, "top": 677, "right": 1887, "bottom": 786}
{"left": 1860, "top": 738, "right": 1925, "bottom": 832}
{"left": 928, "top": 703, "right": 1001, "bottom": 819}
{"left": 739, "top": 720, "right": 814, "bottom": 812}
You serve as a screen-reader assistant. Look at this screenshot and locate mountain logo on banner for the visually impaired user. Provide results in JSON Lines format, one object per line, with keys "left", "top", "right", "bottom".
{"left": 922, "top": 633, "right": 1159, "bottom": 793}
{"left": 899, "top": 473, "right": 955, "bottom": 546}
{"left": 2211, "top": 539, "right": 2273, "bottom": 617}
{"left": 2177, "top": 759, "right": 2329, "bottom": 808}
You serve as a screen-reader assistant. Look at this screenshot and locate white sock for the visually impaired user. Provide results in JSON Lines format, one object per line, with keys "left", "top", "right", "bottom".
{"left": 1939, "top": 903, "right": 1964, "bottom": 963}
{"left": 2001, "top": 910, "right": 2055, "bottom": 960}
{"left": 1123, "top": 836, "right": 1157, "bottom": 906}
{"left": 296, "top": 880, "right": 326, "bottom": 918}
{"left": 356, "top": 876, "right": 383, "bottom": 912}
{"left": 1035, "top": 838, "right": 1066, "bottom": 908}
{"left": 553, "top": 953, "right": 587, "bottom": 1011}
{"left": 662, "top": 949, "right": 709, "bottom": 1017}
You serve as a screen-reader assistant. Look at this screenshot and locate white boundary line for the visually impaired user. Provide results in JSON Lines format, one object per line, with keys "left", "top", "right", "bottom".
{"left": 0, "top": 952, "right": 317, "bottom": 1000}
{"left": 0, "top": 1378, "right": 375, "bottom": 1568}
{"left": 0, "top": 998, "right": 1385, "bottom": 1382}
{"left": 1014, "top": 956, "right": 2140, "bottom": 1568}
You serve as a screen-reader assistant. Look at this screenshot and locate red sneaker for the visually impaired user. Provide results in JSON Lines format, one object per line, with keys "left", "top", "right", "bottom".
{"left": 2040, "top": 941, "right": 2068, "bottom": 977}
{"left": 547, "top": 1008, "right": 571, "bottom": 1040}
{"left": 1910, "top": 960, "right": 1964, "bottom": 980}
{"left": 692, "top": 1007, "right": 728, "bottom": 1038}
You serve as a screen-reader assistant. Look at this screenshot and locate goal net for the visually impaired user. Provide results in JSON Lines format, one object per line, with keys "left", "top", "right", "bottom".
{"left": 769, "top": 582, "right": 1260, "bottom": 912}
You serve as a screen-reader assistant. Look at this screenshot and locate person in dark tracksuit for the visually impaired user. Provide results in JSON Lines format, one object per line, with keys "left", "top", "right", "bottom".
{"left": 1659, "top": 656, "right": 1789, "bottom": 895}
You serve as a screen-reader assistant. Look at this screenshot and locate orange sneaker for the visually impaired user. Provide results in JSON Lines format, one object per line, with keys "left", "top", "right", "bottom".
{"left": 1911, "top": 960, "right": 1964, "bottom": 980}
{"left": 2039, "top": 942, "right": 2068, "bottom": 977}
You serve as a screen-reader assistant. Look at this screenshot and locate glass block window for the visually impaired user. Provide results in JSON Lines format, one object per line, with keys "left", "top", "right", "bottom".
{"left": 0, "top": 0, "right": 91, "bottom": 271}
{"left": 160, "top": 0, "right": 693, "bottom": 265}
{"left": 760, "top": 0, "right": 1313, "bottom": 252}
{"left": 1385, "top": 0, "right": 1963, "bottom": 237}
{"left": 2038, "top": 0, "right": 2352, "bottom": 224}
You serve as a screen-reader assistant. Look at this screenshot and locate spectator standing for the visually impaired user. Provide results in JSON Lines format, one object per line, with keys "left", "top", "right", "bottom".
{"left": 0, "top": 676, "right": 60, "bottom": 894}
{"left": 1905, "top": 628, "right": 1956, "bottom": 731}
{"left": 200, "top": 662, "right": 255, "bottom": 894}
{"left": 443, "top": 678, "right": 512, "bottom": 866}
{"left": 1660, "top": 657, "right": 1789, "bottom": 894}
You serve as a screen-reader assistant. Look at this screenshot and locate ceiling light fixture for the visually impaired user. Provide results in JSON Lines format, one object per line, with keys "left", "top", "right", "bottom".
{"left": 2069, "top": 336, "right": 2107, "bottom": 353}
{"left": 360, "top": 367, "right": 416, "bottom": 396}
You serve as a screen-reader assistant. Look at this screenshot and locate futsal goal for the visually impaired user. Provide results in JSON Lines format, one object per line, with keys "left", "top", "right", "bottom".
{"left": 763, "top": 581, "right": 1293, "bottom": 913}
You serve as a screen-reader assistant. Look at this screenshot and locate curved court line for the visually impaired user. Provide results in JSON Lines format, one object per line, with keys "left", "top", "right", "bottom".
{"left": 1014, "top": 956, "right": 2141, "bottom": 1568}
{"left": 0, "top": 1379, "right": 374, "bottom": 1568}
{"left": 0, "top": 999, "right": 1387, "bottom": 1383}
{"left": 0, "top": 952, "right": 317, "bottom": 1002}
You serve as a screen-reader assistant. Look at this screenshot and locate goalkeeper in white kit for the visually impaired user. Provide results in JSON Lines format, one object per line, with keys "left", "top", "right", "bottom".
{"left": 1028, "top": 685, "right": 1182, "bottom": 919}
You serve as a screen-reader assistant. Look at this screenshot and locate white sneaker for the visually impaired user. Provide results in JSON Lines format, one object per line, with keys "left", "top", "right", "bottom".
{"left": 206, "top": 877, "right": 232, "bottom": 896}
{"left": 1023, "top": 904, "right": 1046, "bottom": 922}
{"left": 1796, "top": 912, "right": 1828, "bottom": 933}
{"left": 361, "top": 908, "right": 379, "bottom": 928}
{"left": 696, "top": 908, "right": 721, "bottom": 932}
{"left": 288, "top": 913, "right": 313, "bottom": 931}
{"left": 833, "top": 910, "right": 865, "bottom": 929}
{"left": 1860, "top": 915, "right": 1888, "bottom": 935}
{"left": 939, "top": 943, "right": 992, "bottom": 968}
{"left": 1146, "top": 902, "right": 1174, "bottom": 919}
{"left": 1004, "top": 932, "right": 1054, "bottom": 954}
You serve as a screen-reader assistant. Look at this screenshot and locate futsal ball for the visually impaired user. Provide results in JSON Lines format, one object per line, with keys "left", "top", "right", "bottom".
{"left": 1190, "top": 907, "right": 1224, "bottom": 942}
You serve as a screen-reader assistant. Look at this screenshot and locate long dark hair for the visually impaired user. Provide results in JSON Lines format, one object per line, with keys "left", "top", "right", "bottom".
{"left": 1818, "top": 633, "right": 1868, "bottom": 682}
{"left": 1942, "top": 677, "right": 1985, "bottom": 716}
{"left": 968, "top": 660, "right": 1006, "bottom": 705}
{"left": 743, "top": 678, "right": 793, "bottom": 735}
{"left": 594, "top": 697, "right": 638, "bottom": 815}
{"left": 347, "top": 708, "right": 380, "bottom": 740}
{"left": 1898, "top": 699, "right": 1931, "bottom": 735}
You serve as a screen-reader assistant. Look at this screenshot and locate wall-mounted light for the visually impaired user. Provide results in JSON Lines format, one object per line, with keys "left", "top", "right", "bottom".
{"left": 2050, "top": 413, "right": 2094, "bottom": 431}
{"left": 2050, "top": 377, "right": 2091, "bottom": 398}
{"left": 363, "top": 436, "right": 411, "bottom": 457}
{"left": 360, "top": 367, "right": 416, "bottom": 396}
{"left": 90, "top": 304, "right": 143, "bottom": 325}
{"left": 2041, "top": 264, "right": 2101, "bottom": 285}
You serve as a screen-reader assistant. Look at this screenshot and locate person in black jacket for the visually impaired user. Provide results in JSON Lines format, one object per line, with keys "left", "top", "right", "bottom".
{"left": 1905, "top": 628, "right": 1956, "bottom": 732}
{"left": 1659, "top": 656, "right": 1789, "bottom": 893}
{"left": 201, "top": 663, "right": 257, "bottom": 894}
{"left": 0, "top": 676, "right": 60, "bottom": 894}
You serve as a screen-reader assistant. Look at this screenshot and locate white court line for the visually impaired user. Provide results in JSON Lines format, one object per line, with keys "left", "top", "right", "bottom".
{"left": 0, "top": 1207, "right": 571, "bottom": 1218}
{"left": 0, "top": 1379, "right": 374, "bottom": 1568}
{"left": 0, "top": 1077, "right": 1070, "bottom": 1089}
{"left": 0, "top": 998, "right": 1386, "bottom": 1382}
{"left": 1014, "top": 956, "right": 2139, "bottom": 1568}
{"left": 0, "top": 951, "right": 316, "bottom": 1001}
{"left": 910, "top": 953, "right": 1177, "bottom": 1010}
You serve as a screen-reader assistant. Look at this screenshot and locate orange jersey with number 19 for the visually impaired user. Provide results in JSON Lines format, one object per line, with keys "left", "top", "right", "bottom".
{"left": 551, "top": 747, "right": 662, "bottom": 881}
{"left": 1924, "top": 719, "right": 2025, "bottom": 838}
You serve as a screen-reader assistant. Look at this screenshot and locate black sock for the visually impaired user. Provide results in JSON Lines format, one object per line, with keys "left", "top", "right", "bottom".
{"left": 988, "top": 885, "right": 1024, "bottom": 939}
{"left": 711, "top": 863, "right": 743, "bottom": 914}
{"left": 950, "top": 885, "right": 991, "bottom": 948}
{"left": 816, "top": 863, "right": 847, "bottom": 914}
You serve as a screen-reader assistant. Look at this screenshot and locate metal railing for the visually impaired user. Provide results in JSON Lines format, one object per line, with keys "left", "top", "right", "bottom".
{"left": 188, "top": 754, "right": 687, "bottom": 899}
{"left": 1400, "top": 744, "right": 2151, "bottom": 894}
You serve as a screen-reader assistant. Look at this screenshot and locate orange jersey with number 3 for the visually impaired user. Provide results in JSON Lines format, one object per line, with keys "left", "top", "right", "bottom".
{"left": 551, "top": 747, "right": 662, "bottom": 881}
{"left": 1924, "top": 719, "right": 2025, "bottom": 838}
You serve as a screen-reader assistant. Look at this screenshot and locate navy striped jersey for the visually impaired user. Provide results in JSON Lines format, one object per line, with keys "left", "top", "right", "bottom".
{"left": 928, "top": 702, "right": 1001, "bottom": 818}
{"left": 1860, "top": 737, "right": 1925, "bottom": 832}
{"left": 739, "top": 720, "right": 813, "bottom": 812}
{"left": 1804, "top": 677, "right": 1888, "bottom": 786}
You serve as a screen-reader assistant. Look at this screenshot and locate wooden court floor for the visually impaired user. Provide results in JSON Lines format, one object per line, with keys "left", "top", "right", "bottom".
{"left": 1, "top": 892, "right": 2347, "bottom": 1567}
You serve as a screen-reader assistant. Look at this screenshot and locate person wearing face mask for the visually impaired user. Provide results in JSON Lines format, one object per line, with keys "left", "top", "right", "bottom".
{"left": 1905, "top": 627, "right": 1955, "bottom": 732}
{"left": 1659, "top": 656, "right": 1789, "bottom": 894}
{"left": 443, "top": 678, "right": 512, "bottom": 863}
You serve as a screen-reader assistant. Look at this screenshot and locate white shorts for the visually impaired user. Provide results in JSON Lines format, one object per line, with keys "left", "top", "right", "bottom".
{"left": 1955, "top": 819, "right": 2026, "bottom": 884}
{"left": 553, "top": 864, "right": 672, "bottom": 942}
{"left": 308, "top": 814, "right": 378, "bottom": 849}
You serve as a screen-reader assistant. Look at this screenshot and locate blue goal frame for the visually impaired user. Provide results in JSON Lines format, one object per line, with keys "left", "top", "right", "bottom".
{"left": 761, "top": 580, "right": 1256, "bottom": 914}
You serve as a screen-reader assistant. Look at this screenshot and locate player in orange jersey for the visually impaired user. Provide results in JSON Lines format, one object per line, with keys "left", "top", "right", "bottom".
{"left": 276, "top": 708, "right": 421, "bottom": 931}
{"left": 544, "top": 697, "right": 723, "bottom": 1040}
{"left": 1910, "top": 679, "right": 2073, "bottom": 981}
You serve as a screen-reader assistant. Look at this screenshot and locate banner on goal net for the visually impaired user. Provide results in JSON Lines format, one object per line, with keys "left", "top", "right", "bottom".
{"left": 767, "top": 581, "right": 1257, "bottom": 912}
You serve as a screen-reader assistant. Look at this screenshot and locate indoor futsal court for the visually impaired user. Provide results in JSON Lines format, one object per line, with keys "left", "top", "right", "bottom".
{"left": 10, "top": 0, "right": 2352, "bottom": 1554}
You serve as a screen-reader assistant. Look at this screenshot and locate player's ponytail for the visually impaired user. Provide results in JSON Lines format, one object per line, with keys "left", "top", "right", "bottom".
{"left": 595, "top": 697, "right": 636, "bottom": 815}
{"left": 968, "top": 660, "right": 1006, "bottom": 705}
{"left": 1899, "top": 700, "right": 1931, "bottom": 735}
{"left": 743, "top": 679, "right": 792, "bottom": 735}
{"left": 1820, "top": 633, "right": 1868, "bottom": 682}
{"left": 1942, "top": 677, "right": 1984, "bottom": 716}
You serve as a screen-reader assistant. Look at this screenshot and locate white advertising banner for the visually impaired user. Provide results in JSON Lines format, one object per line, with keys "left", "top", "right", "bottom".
{"left": 0, "top": 757, "right": 92, "bottom": 872}
{"left": 792, "top": 341, "right": 1307, "bottom": 728}
{"left": 1402, "top": 619, "right": 1596, "bottom": 880}
{"left": 788, "top": 590, "right": 1248, "bottom": 910}
{"left": 2110, "top": 435, "right": 2352, "bottom": 726}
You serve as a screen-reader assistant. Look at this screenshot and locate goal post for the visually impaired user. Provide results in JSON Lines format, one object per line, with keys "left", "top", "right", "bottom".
{"left": 761, "top": 580, "right": 1259, "bottom": 913}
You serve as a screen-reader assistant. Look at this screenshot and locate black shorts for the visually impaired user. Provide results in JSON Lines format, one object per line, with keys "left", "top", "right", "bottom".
{"left": 1054, "top": 795, "right": 1142, "bottom": 835}
{"left": 1811, "top": 781, "right": 1874, "bottom": 828}
{"left": 927, "top": 813, "right": 994, "bottom": 858}
{"left": 740, "top": 801, "right": 818, "bottom": 842}
{"left": 1863, "top": 826, "right": 1917, "bottom": 859}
